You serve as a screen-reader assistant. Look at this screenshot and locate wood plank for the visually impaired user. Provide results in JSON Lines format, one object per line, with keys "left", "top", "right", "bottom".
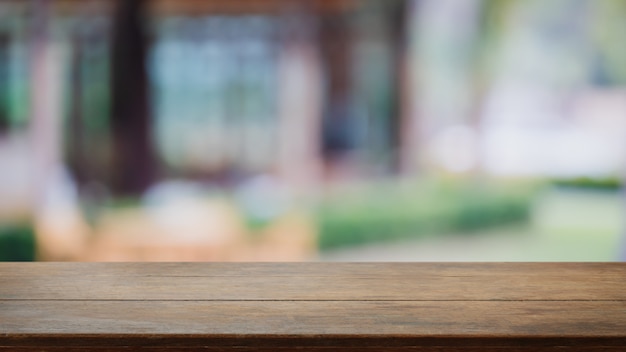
{"left": 2, "top": 301, "right": 626, "bottom": 349}
{"left": 1, "top": 262, "right": 624, "bottom": 301}
{"left": 3, "top": 300, "right": 626, "bottom": 336}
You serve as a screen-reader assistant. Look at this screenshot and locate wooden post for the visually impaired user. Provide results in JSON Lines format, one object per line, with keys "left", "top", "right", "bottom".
{"left": 66, "top": 31, "right": 87, "bottom": 186}
{"left": 0, "top": 31, "right": 9, "bottom": 133}
{"left": 389, "top": 0, "right": 414, "bottom": 175}
{"left": 318, "top": 10, "right": 357, "bottom": 181}
{"left": 110, "top": 0, "right": 157, "bottom": 196}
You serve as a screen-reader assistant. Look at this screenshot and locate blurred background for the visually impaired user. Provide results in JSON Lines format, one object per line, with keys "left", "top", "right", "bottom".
{"left": 0, "top": 0, "right": 625, "bottom": 262}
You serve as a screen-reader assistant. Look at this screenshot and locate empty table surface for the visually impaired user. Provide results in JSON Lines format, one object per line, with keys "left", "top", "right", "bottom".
{"left": 1, "top": 262, "right": 625, "bottom": 351}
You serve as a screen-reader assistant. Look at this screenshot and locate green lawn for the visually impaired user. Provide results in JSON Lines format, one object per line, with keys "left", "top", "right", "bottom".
{"left": 527, "top": 188, "right": 623, "bottom": 261}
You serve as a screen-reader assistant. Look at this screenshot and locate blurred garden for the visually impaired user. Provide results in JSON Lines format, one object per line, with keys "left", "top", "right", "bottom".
{"left": 0, "top": 0, "right": 625, "bottom": 261}
{"left": 1, "top": 177, "right": 623, "bottom": 261}
{"left": 321, "top": 184, "right": 624, "bottom": 261}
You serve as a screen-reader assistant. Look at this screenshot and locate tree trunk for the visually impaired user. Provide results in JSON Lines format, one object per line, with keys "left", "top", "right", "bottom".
{"left": 318, "top": 11, "right": 357, "bottom": 181}
{"left": 110, "top": 0, "right": 156, "bottom": 196}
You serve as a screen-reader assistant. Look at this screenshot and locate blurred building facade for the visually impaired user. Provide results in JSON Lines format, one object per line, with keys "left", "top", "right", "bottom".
{"left": 0, "top": 0, "right": 419, "bottom": 199}
{"left": 0, "top": 0, "right": 419, "bottom": 260}
{"left": 1, "top": 0, "right": 624, "bottom": 198}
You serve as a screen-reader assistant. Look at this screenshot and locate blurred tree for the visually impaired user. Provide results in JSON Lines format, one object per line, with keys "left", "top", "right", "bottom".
{"left": 110, "top": 0, "right": 157, "bottom": 196}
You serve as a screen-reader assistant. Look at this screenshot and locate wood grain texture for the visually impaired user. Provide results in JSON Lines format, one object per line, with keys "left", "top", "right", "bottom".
{"left": 2, "top": 262, "right": 624, "bottom": 300}
{"left": 1, "top": 263, "right": 625, "bottom": 351}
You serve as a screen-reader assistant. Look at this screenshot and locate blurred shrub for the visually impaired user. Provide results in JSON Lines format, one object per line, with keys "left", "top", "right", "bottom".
{"left": 0, "top": 224, "right": 36, "bottom": 261}
{"left": 551, "top": 177, "right": 622, "bottom": 191}
{"left": 316, "top": 181, "right": 534, "bottom": 250}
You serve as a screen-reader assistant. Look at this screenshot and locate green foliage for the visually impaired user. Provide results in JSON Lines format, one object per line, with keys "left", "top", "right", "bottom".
{"left": 551, "top": 177, "right": 622, "bottom": 191}
{"left": 473, "top": 0, "right": 518, "bottom": 75}
{"left": 0, "top": 224, "right": 36, "bottom": 261}
{"left": 316, "top": 181, "right": 534, "bottom": 250}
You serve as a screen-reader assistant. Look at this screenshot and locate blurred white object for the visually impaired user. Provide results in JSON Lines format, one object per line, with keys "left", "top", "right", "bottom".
{"left": 35, "top": 165, "right": 89, "bottom": 260}
{"left": 0, "top": 134, "right": 34, "bottom": 220}
{"left": 235, "top": 174, "right": 291, "bottom": 224}
{"left": 481, "top": 88, "right": 626, "bottom": 177}
{"left": 430, "top": 124, "right": 478, "bottom": 173}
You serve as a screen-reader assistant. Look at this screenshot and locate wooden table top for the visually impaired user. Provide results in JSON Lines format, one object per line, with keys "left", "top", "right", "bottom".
{"left": 1, "top": 262, "right": 625, "bottom": 351}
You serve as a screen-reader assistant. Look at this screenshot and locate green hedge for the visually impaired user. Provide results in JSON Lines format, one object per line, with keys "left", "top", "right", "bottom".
{"left": 0, "top": 224, "right": 36, "bottom": 261}
{"left": 316, "top": 181, "right": 534, "bottom": 250}
{"left": 552, "top": 177, "right": 622, "bottom": 191}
